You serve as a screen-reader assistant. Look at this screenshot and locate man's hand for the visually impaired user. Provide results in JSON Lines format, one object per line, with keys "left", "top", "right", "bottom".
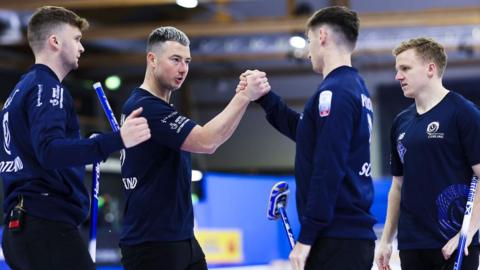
{"left": 236, "top": 69, "right": 270, "bottom": 101}
{"left": 120, "top": 107, "right": 151, "bottom": 148}
{"left": 375, "top": 241, "right": 393, "bottom": 270}
{"left": 289, "top": 242, "right": 311, "bottom": 270}
{"left": 442, "top": 232, "right": 473, "bottom": 260}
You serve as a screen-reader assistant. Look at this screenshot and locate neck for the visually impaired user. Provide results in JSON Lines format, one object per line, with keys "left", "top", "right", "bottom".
{"left": 321, "top": 49, "right": 352, "bottom": 78}
{"left": 141, "top": 71, "right": 171, "bottom": 102}
{"left": 35, "top": 54, "right": 68, "bottom": 81}
{"left": 415, "top": 80, "right": 449, "bottom": 114}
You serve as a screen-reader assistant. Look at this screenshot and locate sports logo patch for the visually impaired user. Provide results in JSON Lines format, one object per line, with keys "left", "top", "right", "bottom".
{"left": 318, "top": 90, "right": 332, "bottom": 117}
{"left": 397, "top": 141, "right": 406, "bottom": 164}
{"left": 426, "top": 121, "right": 444, "bottom": 139}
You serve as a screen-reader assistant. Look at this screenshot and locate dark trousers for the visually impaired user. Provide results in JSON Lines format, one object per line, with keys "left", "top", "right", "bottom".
{"left": 305, "top": 238, "right": 374, "bottom": 270}
{"left": 400, "top": 246, "right": 479, "bottom": 270}
{"left": 2, "top": 214, "right": 94, "bottom": 270}
{"left": 121, "top": 237, "right": 208, "bottom": 270}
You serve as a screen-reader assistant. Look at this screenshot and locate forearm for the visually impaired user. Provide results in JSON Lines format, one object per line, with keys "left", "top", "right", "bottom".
{"left": 380, "top": 176, "right": 403, "bottom": 244}
{"left": 201, "top": 92, "right": 250, "bottom": 149}
{"left": 35, "top": 132, "right": 123, "bottom": 169}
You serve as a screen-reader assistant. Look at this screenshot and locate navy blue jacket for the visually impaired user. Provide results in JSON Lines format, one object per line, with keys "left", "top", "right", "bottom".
{"left": 0, "top": 64, "right": 124, "bottom": 226}
{"left": 257, "top": 66, "right": 376, "bottom": 245}
{"left": 391, "top": 92, "right": 480, "bottom": 249}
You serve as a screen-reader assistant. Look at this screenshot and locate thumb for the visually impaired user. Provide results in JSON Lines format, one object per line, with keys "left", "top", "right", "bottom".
{"left": 126, "top": 107, "right": 143, "bottom": 120}
{"left": 465, "top": 246, "right": 469, "bottom": 256}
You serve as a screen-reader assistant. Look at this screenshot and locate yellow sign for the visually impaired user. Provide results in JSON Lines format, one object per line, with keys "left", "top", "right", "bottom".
{"left": 195, "top": 229, "right": 243, "bottom": 264}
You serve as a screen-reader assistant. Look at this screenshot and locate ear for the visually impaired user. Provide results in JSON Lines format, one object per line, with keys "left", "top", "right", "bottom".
{"left": 317, "top": 27, "right": 328, "bottom": 44}
{"left": 147, "top": 52, "right": 156, "bottom": 67}
{"left": 426, "top": 63, "right": 436, "bottom": 78}
{"left": 47, "top": 34, "right": 60, "bottom": 50}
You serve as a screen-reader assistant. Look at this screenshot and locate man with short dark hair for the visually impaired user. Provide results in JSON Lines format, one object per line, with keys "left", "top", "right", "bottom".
{"left": 240, "top": 6, "right": 376, "bottom": 270}
{"left": 0, "top": 6, "right": 150, "bottom": 270}
{"left": 119, "top": 26, "right": 270, "bottom": 270}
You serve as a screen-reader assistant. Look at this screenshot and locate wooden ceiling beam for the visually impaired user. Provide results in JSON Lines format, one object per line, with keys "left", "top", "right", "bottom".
{"left": 0, "top": 0, "right": 178, "bottom": 10}
{"left": 81, "top": 7, "right": 480, "bottom": 41}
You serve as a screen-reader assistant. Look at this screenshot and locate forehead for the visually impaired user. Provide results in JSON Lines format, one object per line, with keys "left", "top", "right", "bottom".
{"left": 395, "top": 48, "right": 421, "bottom": 65}
{"left": 157, "top": 41, "right": 191, "bottom": 57}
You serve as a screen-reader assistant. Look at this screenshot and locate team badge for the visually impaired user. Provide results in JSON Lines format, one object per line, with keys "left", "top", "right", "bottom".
{"left": 397, "top": 141, "right": 406, "bottom": 164}
{"left": 318, "top": 90, "right": 332, "bottom": 117}
{"left": 426, "top": 121, "right": 444, "bottom": 139}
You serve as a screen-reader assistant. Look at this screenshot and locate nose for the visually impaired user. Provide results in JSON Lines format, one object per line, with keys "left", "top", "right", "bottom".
{"left": 179, "top": 61, "right": 188, "bottom": 74}
{"left": 395, "top": 71, "right": 403, "bottom": 81}
{"left": 79, "top": 42, "right": 85, "bottom": 54}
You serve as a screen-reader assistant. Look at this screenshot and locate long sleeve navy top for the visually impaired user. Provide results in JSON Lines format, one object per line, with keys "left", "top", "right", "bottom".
{"left": 257, "top": 66, "right": 376, "bottom": 245}
{"left": 0, "top": 64, "right": 124, "bottom": 226}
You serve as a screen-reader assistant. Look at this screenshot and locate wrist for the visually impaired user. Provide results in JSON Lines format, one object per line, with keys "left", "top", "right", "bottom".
{"left": 236, "top": 91, "right": 252, "bottom": 102}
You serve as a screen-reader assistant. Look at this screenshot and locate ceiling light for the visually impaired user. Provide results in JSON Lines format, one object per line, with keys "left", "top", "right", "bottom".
{"left": 289, "top": 36, "right": 306, "bottom": 49}
{"left": 176, "top": 0, "right": 198, "bottom": 8}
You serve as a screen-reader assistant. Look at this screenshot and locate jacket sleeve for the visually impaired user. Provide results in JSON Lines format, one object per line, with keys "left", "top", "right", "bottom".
{"left": 256, "top": 91, "right": 300, "bottom": 141}
{"left": 27, "top": 84, "right": 124, "bottom": 169}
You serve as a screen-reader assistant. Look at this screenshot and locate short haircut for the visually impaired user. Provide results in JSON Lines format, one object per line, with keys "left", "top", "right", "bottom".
{"left": 393, "top": 37, "right": 447, "bottom": 77}
{"left": 146, "top": 26, "right": 190, "bottom": 52}
{"left": 306, "top": 6, "right": 359, "bottom": 50}
{"left": 27, "top": 6, "right": 89, "bottom": 53}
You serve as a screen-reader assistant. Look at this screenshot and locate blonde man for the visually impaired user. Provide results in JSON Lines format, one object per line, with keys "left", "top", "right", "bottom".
{"left": 376, "top": 37, "right": 480, "bottom": 270}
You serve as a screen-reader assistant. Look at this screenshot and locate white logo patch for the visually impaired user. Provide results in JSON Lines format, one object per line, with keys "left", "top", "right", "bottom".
{"left": 426, "top": 121, "right": 444, "bottom": 139}
{"left": 318, "top": 90, "right": 332, "bottom": 117}
{"left": 49, "top": 85, "right": 64, "bottom": 108}
{"left": 122, "top": 177, "right": 137, "bottom": 190}
{"left": 36, "top": 84, "right": 43, "bottom": 107}
{"left": 3, "top": 112, "right": 11, "bottom": 155}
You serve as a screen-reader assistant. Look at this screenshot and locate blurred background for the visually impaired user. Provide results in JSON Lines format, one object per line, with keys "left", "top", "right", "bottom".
{"left": 0, "top": 0, "right": 479, "bottom": 269}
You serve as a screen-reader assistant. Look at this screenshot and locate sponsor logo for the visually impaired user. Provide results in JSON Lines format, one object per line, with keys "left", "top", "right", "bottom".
{"left": 318, "top": 90, "right": 332, "bottom": 117}
{"left": 426, "top": 121, "right": 444, "bottom": 139}
{"left": 122, "top": 177, "right": 137, "bottom": 190}
{"left": 49, "top": 85, "right": 64, "bottom": 108}
{"left": 168, "top": 116, "right": 190, "bottom": 134}
{"left": 161, "top": 112, "right": 178, "bottom": 123}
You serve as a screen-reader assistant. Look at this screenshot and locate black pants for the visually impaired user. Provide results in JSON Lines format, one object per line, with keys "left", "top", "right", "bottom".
{"left": 2, "top": 214, "right": 94, "bottom": 270}
{"left": 400, "top": 246, "right": 480, "bottom": 270}
{"left": 305, "top": 238, "right": 374, "bottom": 270}
{"left": 121, "top": 237, "right": 208, "bottom": 270}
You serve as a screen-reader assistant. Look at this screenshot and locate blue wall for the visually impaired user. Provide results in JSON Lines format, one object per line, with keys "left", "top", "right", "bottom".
{"left": 194, "top": 173, "right": 392, "bottom": 266}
